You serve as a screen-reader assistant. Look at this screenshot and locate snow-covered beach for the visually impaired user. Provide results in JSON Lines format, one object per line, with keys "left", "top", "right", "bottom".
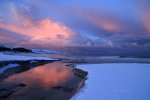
{"left": 0, "top": 53, "right": 57, "bottom": 61}
{"left": 0, "top": 51, "right": 150, "bottom": 100}
{"left": 73, "top": 63, "right": 150, "bottom": 100}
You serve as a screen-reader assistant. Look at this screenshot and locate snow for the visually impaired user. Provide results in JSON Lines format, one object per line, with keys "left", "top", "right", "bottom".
{"left": 73, "top": 63, "right": 150, "bottom": 100}
{"left": 32, "top": 49, "right": 60, "bottom": 54}
{"left": 0, "top": 53, "right": 58, "bottom": 61}
{"left": 0, "top": 64, "right": 20, "bottom": 74}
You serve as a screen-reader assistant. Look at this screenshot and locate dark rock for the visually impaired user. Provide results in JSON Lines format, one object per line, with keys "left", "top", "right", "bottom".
{"left": 52, "top": 86, "right": 63, "bottom": 89}
{"left": 74, "top": 68, "right": 88, "bottom": 79}
{"left": 19, "top": 83, "right": 26, "bottom": 87}
{"left": 65, "top": 64, "right": 75, "bottom": 67}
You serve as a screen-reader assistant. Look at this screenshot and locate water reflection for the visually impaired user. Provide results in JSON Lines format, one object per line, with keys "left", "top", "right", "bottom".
{"left": 0, "top": 62, "right": 88, "bottom": 100}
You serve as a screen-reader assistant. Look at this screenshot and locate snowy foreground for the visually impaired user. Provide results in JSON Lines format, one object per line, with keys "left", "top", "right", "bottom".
{"left": 73, "top": 63, "right": 150, "bottom": 100}
{"left": 0, "top": 53, "right": 57, "bottom": 61}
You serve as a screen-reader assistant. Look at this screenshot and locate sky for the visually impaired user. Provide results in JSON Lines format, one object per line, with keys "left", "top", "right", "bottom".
{"left": 0, "top": 0, "right": 150, "bottom": 49}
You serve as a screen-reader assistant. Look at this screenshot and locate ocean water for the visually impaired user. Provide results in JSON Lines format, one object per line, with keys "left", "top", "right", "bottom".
{"left": 73, "top": 63, "right": 150, "bottom": 100}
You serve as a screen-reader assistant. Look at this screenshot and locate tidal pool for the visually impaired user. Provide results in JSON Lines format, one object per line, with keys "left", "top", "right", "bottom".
{"left": 0, "top": 61, "right": 87, "bottom": 100}
{"left": 73, "top": 63, "right": 150, "bottom": 100}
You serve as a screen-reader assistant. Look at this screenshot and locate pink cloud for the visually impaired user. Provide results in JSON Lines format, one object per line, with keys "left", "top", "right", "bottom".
{"left": 0, "top": 18, "right": 74, "bottom": 46}
{"left": 142, "top": 10, "right": 150, "bottom": 33}
{"left": 0, "top": 2, "right": 75, "bottom": 47}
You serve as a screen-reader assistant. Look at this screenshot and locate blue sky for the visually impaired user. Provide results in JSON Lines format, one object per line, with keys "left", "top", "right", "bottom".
{"left": 0, "top": 0, "right": 150, "bottom": 49}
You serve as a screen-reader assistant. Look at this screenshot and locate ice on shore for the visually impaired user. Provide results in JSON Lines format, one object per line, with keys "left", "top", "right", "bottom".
{"left": 0, "top": 64, "right": 20, "bottom": 74}
{"left": 0, "top": 53, "right": 57, "bottom": 61}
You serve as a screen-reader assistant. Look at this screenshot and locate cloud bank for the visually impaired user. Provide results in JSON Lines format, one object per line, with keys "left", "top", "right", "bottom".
{"left": 0, "top": 0, "right": 150, "bottom": 49}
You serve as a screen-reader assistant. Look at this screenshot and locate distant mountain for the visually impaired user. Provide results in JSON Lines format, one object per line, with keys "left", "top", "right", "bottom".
{"left": 0, "top": 45, "right": 60, "bottom": 54}
{"left": 0, "top": 46, "right": 32, "bottom": 53}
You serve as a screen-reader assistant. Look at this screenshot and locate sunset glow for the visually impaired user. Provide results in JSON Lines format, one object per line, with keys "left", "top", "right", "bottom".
{"left": 0, "top": 0, "right": 150, "bottom": 49}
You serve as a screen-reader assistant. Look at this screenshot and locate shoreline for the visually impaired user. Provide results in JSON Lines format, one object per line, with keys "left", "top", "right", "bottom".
{"left": 60, "top": 56, "right": 150, "bottom": 64}
{"left": 1, "top": 55, "right": 150, "bottom": 80}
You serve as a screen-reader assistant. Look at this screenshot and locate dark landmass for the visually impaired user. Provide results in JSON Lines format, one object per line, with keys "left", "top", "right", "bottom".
{"left": 0, "top": 46, "right": 32, "bottom": 53}
{"left": 11, "top": 48, "right": 32, "bottom": 53}
{"left": 0, "top": 46, "right": 11, "bottom": 51}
